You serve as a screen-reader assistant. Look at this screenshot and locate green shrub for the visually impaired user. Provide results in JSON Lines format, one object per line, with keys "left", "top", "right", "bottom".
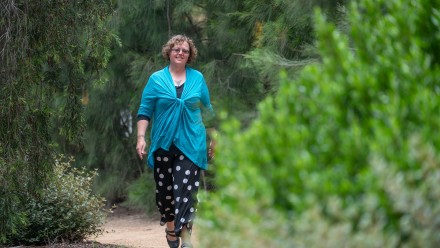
{"left": 290, "top": 136, "right": 440, "bottom": 247}
{"left": 198, "top": 0, "right": 440, "bottom": 247}
{"left": 8, "top": 156, "right": 107, "bottom": 245}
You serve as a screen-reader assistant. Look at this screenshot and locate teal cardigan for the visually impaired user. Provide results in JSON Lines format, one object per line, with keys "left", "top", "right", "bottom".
{"left": 137, "top": 66, "right": 214, "bottom": 170}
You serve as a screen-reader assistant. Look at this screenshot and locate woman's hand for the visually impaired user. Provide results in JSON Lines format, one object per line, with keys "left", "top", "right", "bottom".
{"left": 207, "top": 128, "right": 217, "bottom": 160}
{"left": 208, "top": 140, "right": 215, "bottom": 160}
{"left": 136, "top": 135, "right": 147, "bottom": 160}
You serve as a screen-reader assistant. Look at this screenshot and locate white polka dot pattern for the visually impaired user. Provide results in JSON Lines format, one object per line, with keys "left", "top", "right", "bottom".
{"left": 153, "top": 149, "right": 201, "bottom": 235}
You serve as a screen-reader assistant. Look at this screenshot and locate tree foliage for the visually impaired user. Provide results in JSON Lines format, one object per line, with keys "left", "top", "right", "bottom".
{"left": 198, "top": 0, "right": 440, "bottom": 247}
{"left": 0, "top": 0, "right": 113, "bottom": 243}
{"left": 200, "top": 0, "right": 349, "bottom": 123}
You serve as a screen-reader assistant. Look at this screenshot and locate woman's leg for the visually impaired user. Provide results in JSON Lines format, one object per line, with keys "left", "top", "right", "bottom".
{"left": 180, "top": 225, "right": 192, "bottom": 245}
{"left": 153, "top": 151, "right": 178, "bottom": 242}
{"left": 172, "top": 154, "right": 201, "bottom": 244}
{"left": 165, "top": 221, "right": 177, "bottom": 242}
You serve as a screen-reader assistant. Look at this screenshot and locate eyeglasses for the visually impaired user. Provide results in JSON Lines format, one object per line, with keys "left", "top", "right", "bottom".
{"left": 171, "top": 48, "right": 190, "bottom": 54}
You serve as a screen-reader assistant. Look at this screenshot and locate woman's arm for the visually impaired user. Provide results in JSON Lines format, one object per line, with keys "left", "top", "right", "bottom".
{"left": 136, "top": 119, "right": 149, "bottom": 160}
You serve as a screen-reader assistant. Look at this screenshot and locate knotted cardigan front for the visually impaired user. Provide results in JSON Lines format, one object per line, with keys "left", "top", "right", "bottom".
{"left": 137, "top": 66, "right": 214, "bottom": 170}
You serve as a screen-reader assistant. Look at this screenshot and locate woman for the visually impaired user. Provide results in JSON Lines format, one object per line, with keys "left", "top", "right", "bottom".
{"left": 136, "top": 35, "right": 214, "bottom": 248}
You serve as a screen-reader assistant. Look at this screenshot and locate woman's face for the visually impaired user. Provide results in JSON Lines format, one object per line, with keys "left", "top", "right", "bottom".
{"left": 169, "top": 41, "right": 190, "bottom": 66}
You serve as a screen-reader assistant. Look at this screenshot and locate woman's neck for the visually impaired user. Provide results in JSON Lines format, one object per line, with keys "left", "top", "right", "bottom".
{"left": 169, "top": 64, "right": 185, "bottom": 75}
{"left": 169, "top": 64, "right": 186, "bottom": 86}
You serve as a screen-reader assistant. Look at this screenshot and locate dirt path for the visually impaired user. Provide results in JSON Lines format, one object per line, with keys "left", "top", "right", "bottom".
{"left": 89, "top": 207, "right": 170, "bottom": 248}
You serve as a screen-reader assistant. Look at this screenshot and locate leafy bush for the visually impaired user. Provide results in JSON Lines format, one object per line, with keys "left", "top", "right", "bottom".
{"left": 7, "top": 156, "right": 107, "bottom": 245}
{"left": 197, "top": 0, "right": 440, "bottom": 247}
{"left": 290, "top": 136, "right": 440, "bottom": 247}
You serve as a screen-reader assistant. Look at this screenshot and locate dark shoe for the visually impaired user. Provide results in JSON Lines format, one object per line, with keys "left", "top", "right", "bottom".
{"left": 165, "top": 228, "right": 180, "bottom": 248}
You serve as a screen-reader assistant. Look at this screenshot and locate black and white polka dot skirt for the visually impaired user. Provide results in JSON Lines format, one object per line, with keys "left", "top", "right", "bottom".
{"left": 153, "top": 147, "right": 201, "bottom": 237}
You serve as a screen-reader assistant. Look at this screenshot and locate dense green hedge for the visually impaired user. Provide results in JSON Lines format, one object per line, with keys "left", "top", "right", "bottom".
{"left": 198, "top": 0, "right": 440, "bottom": 247}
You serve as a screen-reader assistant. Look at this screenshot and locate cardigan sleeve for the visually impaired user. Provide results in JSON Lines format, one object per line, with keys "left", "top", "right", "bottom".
{"left": 137, "top": 77, "right": 157, "bottom": 120}
{"left": 200, "top": 76, "right": 215, "bottom": 122}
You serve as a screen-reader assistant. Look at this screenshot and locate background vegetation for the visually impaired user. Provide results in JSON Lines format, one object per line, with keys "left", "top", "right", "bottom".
{"left": 198, "top": 0, "right": 440, "bottom": 247}
{"left": 1, "top": 0, "right": 113, "bottom": 245}
{"left": 2, "top": 0, "right": 439, "bottom": 247}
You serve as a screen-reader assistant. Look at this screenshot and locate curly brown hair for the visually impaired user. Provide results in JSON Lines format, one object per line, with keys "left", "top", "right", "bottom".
{"left": 162, "top": 35, "right": 198, "bottom": 63}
